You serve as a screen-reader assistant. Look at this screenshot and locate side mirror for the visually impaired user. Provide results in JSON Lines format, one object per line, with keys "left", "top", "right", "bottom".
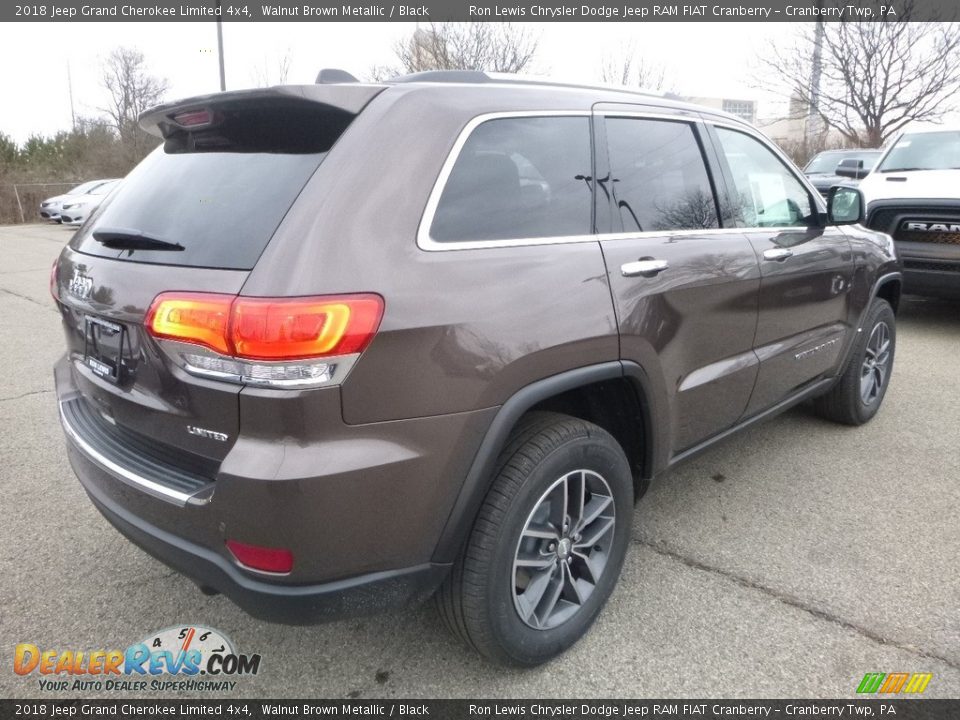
{"left": 835, "top": 158, "right": 869, "bottom": 179}
{"left": 828, "top": 186, "right": 865, "bottom": 225}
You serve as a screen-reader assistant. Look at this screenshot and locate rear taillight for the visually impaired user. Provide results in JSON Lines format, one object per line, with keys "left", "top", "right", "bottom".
{"left": 231, "top": 295, "right": 383, "bottom": 360}
{"left": 145, "top": 292, "right": 384, "bottom": 389}
{"left": 146, "top": 293, "right": 233, "bottom": 355}
{"left": 49, "top": 259, "right": 59, "bottom": 303}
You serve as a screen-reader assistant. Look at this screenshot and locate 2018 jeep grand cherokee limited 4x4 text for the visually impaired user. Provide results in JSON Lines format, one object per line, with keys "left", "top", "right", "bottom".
{"left": 52, "top": 71, "right": 901, "bottom": 666}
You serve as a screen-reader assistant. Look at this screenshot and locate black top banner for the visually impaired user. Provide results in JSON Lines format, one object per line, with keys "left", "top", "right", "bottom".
{"left": 4, "top": 0, "right": 959, "bottom": 22}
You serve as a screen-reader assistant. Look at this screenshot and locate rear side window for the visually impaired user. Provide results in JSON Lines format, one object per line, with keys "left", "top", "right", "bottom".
{"left": 429, "top": 116, "right": 593, "bottom": 243}
{"left": 71, "top": 102, "right": 350, "bottom": 270}
{"left": 605, "top": 118, "right": 719, "bottom": 232}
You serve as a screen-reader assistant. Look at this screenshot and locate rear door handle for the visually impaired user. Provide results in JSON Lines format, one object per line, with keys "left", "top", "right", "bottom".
{"left": 763, "top": 248, "right": 793, "bottom": 262}
{"left": 621, "top": 259, "right": 669, "bottom": 277}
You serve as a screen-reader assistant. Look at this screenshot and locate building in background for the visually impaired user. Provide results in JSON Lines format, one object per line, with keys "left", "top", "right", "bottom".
{"left": 686, "top": 96, "right": 757, "bottom": 124}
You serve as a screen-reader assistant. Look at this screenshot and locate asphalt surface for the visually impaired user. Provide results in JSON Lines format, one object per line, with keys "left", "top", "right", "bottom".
{"left": 1, "top": 222, "right": 958, "bottom": 699}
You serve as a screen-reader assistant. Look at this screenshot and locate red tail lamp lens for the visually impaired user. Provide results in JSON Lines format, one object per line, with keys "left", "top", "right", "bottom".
{"left": 226, "top": 540, "right": 294, "bottom": 574}
{"left": 231, "top": 295, "right": 383, "bottom": 360}
{"left": 146, "top": 292, "right": 383, "bottom": 360}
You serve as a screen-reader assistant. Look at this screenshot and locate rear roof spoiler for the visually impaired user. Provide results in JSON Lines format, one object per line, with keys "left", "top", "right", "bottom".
{"left": 139, "top": 84, "right": 385, "bottom": 138}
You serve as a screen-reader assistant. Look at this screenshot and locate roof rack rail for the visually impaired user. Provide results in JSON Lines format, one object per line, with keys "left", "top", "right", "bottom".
{"left": 389, "top": 70, "right": 490, "bottom": 84}
{"left": 316, "top": 68, "right": 360, "bottom": 84}
{"left": 386, "top": 69, "right": 674, "bottom": 99}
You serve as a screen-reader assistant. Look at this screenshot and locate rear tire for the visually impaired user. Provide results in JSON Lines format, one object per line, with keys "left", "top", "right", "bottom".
{"left": 436, "top": 412, "right": 633, "bottom": 666}
{"left": 814, "top": 298, "right": 895, "bottom": 426}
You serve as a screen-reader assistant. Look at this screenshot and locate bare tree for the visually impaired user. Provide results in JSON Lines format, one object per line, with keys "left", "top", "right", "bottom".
{"left": 99, "top": 47, "right": 169, "bottom": 161}
{"left": 252, "top": 48, "right": 294, "bottom": 87}
{"left": 761, "top": 5, "right": 960, "bottom": 147}
{"left": 372, "top": 23, "right": 539, "bottom": 79}
{"left": 599, "top": 42, "right": 673, "bottom": 92}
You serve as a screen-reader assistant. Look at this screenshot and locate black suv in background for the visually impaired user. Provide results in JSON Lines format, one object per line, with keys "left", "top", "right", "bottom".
{"left": 52, "top": 71, "right": 901, "bottom": 666}
{"left": 803, "top": 148, "right": 882, "bottom": 197}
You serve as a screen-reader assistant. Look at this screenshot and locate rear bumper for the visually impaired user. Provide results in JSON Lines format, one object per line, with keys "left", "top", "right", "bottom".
{"left": 73, "top": 453, "right": 448, "bottom": 624}
{"left": 54, "top": 354, "right": 494, "bottom": 623}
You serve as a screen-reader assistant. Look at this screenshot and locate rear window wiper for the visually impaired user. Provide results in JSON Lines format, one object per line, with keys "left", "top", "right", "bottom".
{"left": 93, "top": 228, "right": 185, "bottom": 251}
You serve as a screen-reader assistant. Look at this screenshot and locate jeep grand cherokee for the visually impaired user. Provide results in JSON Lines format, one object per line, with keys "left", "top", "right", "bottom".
{"left": 52, "top": 70, "right": 902, "bottom": 666}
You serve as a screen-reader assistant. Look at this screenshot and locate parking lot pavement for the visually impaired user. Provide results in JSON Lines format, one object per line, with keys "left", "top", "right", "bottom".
{"left": 1, "top": 222, "right": 958, "bottom": 699}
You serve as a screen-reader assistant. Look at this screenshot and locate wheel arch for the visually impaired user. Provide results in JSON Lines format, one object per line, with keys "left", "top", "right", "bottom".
{"left": 431, "top": 361, "right": 658, "bottom": 564}
{"left": 874, "top": 273, "right": 902, "bottom": 315}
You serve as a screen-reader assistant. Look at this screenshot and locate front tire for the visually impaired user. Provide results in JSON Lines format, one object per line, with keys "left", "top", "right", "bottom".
{"left": 814, "top": 297, "right": 896, "bottom": 425}
{"left": 436, "top": 412, "right": 634, "bottom": 666}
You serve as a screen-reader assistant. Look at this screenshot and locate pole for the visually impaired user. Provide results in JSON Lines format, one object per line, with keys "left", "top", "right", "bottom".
{"left": 216, "top": 0, "right": 226, "bottom": 91}
{"left": 806, "top": 17, "right": 825, "bottom": 149}
{"left": 67, "top": 60, "right": 76, "bottom": 131}
{"left": 13, "top": 185, "right": 25, "bottom": 224}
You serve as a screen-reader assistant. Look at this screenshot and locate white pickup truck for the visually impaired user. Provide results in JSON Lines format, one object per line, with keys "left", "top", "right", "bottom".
{"left": 839, "top": 127, "right": 960, "bottom": 298}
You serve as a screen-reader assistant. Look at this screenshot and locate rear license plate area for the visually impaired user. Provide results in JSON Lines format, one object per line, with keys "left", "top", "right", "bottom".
{"left": 83, "top": 316, "right": 126, "bottom": 383}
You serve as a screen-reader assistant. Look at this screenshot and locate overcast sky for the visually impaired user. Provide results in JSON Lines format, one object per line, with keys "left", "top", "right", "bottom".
{"left": 1, "top": 21, "right": 803, "bottom": 142}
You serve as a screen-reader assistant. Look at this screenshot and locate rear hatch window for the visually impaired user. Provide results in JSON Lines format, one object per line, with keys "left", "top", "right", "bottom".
{"left": 70, "top": 99, "right": 351, "bottom": 270}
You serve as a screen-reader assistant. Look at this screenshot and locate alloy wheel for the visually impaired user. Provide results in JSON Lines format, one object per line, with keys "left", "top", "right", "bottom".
{"left": 512, "top": 469, "right": 616, "bottom": 630}
{"left": 860, "top": 320, "right": 891, "bottom": 405}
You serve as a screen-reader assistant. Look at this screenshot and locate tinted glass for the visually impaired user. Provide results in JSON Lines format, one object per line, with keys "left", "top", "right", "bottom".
{"left": 805, "top": 150, "right": 881, "bottom": 174}
{"left": 430, "top": 117, "right": 592, "bottom": 242}
{"left": 88, "top": 180, "right": 120, "bottom": 196}
{"left": 861, "top": 152, "right": 881, "bottom": 171}
{"left": 877, "top": 131, "right": 960, "bottom": 172}
{"left": 804, "top": 151, "right": 844, "bottom": 174}
{"left": 70, "top": 102, "right": 354, "bottom": 269}
{"left": 606, "top": 118, "right": 719, "bottom": 232}
{"left": 68, "top": 180, "right": 109, "bottom": 195}
{"left": 715, "top": 128, "right": 814, "bottom": 228}
{"left": 71, "top": 150, "right": 323, "bottom": 270}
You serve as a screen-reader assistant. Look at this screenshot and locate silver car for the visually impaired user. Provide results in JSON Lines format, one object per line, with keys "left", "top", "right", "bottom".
{"left": 39, "top": 179, "right": 120, "bottom": 222}
{"left": 59, "top": 179, "right": 122, "bottom": 226}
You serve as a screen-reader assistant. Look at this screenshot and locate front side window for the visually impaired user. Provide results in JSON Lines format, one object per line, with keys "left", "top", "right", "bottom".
{"left": 429, "top": 116, "right": 593, "bottom": 243}
{"left": 715, "top": 127, "right": 814, "bottom": 228}
{"left": 605, "top": 118, "right": 719, "bottom": 232}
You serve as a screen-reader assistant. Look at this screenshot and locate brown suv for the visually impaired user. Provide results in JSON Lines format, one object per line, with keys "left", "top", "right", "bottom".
{"left": 52, "top": 71, "right": 902, "bottom": 667}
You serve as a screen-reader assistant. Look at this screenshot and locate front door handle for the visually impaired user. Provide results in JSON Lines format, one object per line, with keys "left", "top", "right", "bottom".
{"left": 621, "top": 259, "right": 669, "bottom": 277}
{"left": 763, "top": 248, "right": 794, "bottom": 262}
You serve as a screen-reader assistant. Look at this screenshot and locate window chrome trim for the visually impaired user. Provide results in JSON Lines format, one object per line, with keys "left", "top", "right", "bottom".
{"left": 416, "top": 110, "right": 594, "bottom": 252}
{"left": 416, "top": 111, "right": 826, "bottom": 252}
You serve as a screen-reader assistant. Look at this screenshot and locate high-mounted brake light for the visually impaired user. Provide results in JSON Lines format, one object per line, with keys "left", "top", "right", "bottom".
{"left": 172, "top": 108, "right": 215, "bottom": 128}
{"left": 145, "top": 292, "right": 384, "bottom": 388}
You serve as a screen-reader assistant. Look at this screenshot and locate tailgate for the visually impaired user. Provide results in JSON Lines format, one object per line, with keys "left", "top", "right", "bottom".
{"left": 54, "top": 248, "right": 247, "bottom": 465}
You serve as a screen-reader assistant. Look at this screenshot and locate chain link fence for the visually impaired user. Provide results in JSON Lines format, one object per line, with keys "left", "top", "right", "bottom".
{"left": 0, "top": 182, "right": 90, "bottom": 225}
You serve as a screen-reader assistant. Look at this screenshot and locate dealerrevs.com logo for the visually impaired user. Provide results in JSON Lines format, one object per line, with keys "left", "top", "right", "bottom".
{"left": 14, "top": 625, "right": 261, "bottom": 693}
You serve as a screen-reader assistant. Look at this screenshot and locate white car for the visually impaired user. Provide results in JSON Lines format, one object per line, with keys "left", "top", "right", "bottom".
{"left": 38, "top": 179, "right": 120, "bottom": 222}
{"left": 59, "top": 179, "right": 122, "bottom": 227}
{"left": 850, "top": 127, "right": 960, "bottom": 298}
